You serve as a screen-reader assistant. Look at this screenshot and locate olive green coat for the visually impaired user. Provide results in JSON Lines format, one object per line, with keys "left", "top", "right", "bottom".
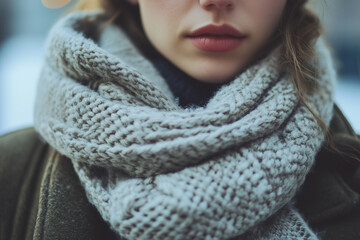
{"left": 1, "top": 105, "right": 360, "bottom": 240}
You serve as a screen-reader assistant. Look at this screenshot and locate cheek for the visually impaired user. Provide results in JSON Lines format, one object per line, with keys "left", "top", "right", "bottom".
{"left": 246, "top": 0, "right": 286, "bottom": 35}
{"left": 138, "top": 0, "right": 182, "bottom": 26}
{"left": 138, "top": 0, "right": 183, "bottom": 43}
{"left": 251, "top": 0, "right": 287, "bottom": 17}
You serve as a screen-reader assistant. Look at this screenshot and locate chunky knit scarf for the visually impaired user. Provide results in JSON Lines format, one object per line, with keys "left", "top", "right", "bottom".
{"left": 34, "top": 12, "right": 336, "bottom": 240}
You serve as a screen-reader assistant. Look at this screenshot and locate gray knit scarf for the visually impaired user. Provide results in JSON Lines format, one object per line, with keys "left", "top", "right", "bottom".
{"left": 34, "top": 12, "right": 335, "bottom": 240}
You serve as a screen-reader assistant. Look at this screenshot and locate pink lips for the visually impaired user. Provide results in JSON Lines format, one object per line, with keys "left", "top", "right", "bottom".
{"left": 187, "top": 24, "right": 245, "bottom": 52}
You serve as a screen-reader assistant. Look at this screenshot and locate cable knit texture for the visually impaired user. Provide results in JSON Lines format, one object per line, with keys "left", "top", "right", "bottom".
{"left": 34, "top": 12, "right": 336, "bottom": 240}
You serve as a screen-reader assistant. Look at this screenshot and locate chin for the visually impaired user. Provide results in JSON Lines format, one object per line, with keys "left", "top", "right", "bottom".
{"left": 177, "top": 56, "right": 245, "bottom": 84}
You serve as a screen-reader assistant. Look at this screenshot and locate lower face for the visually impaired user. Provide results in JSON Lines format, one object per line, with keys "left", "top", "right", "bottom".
{"left": 136, "top": 0, "right": 287, "bottom": 84}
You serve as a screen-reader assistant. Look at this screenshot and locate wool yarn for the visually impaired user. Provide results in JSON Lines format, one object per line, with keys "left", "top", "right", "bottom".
{"left": 34, "top": 12, "right": 335, "bottom": 240}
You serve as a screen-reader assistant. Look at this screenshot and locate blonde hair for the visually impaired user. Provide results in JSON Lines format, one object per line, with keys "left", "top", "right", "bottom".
{"left": 280, "top": 0, "right": 324, "bottom": 130}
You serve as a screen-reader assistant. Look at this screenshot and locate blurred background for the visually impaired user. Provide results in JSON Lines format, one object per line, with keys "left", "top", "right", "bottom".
{"left": 0, "top": 0, "right": 73, "bottom": 135}
{"left": 0, "top": 0, "right": 359, "bottom": 135}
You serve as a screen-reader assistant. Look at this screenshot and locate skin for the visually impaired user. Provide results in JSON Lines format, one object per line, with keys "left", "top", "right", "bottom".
{"left": 42, "top": 0, "right": 72, "bottom": 8}
{"left": 130, "top": 0, "right": 287, "bottom": 84}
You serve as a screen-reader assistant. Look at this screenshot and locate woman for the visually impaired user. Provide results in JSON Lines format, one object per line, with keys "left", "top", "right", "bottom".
{"left": 1, "top": 0, "right": 360, "bottom": 239}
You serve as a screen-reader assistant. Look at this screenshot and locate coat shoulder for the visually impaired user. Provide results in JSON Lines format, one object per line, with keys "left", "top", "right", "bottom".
{"left": 0, "top": 128, "right": 48, "bottom": 197}
{"left": 0, "top": 128, "right": 121, "bottom": 240}
{"left": 0, "top": 127, "right": 46, "bottom": 158}
{"left": 0, "top": 128, "right": 49, "bottom": 240}
{"left": 296, "top": 105, "right": 360, "bottom": 240}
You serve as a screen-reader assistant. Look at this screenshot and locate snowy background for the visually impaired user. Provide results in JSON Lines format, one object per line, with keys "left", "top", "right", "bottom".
{"left": 0, "top": 0, "right": 359, "bottom": 135}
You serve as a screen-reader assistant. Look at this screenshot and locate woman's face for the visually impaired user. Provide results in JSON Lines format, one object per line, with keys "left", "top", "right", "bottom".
{"left": 133, "top": 0, "right": 287, "bottom": 83}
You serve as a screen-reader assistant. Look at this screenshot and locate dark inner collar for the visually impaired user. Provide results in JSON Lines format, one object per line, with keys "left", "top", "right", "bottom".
{"left": 150, "top": 54, "right": 223, "bottom": 108}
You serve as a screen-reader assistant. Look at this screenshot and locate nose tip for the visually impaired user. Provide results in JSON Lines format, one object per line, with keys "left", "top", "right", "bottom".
{"left": 200, "top": 0, "right": 235, "bottom": 10}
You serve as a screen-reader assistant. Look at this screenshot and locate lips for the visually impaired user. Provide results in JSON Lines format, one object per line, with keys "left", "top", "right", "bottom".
{"left": 188, "top": 24, "right": 244, "bottom": 38}
{"left": 187, "top": 24, "right": 246, "bottom": 52}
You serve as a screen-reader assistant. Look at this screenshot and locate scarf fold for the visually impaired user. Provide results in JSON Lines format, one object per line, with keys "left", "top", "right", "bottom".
{"left": 34, "top": 12, "right": 335, "bottom": 240}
